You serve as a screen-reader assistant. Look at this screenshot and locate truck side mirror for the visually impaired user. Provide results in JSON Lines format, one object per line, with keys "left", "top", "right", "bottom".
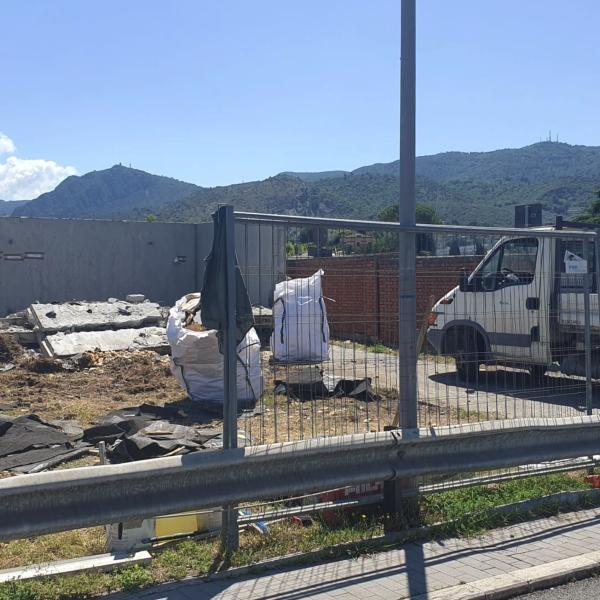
{"left": 459, "top": 270, "right": 469, "bottom": 292}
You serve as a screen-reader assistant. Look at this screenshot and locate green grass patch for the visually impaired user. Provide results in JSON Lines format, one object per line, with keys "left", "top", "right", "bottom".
{"left": 421, "top": 472, "right": 592, "bottom": 536}
{"left": 0, "top": 472, "right": 594, "bottom": 600}
{"left": 332, "top": 340, "right": 397, "bottom": 355}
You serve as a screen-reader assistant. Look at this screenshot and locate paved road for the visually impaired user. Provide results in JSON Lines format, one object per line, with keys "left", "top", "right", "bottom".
{"left": 516, "top": 576, "right": 600, "bottom": 599}
{"left": 329, "top": 344, "right": 599, "bottom": 422}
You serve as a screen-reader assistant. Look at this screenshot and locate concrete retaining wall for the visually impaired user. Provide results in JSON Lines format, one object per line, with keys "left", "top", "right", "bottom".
{"left": 0, "top": 217, "right": 285, "bottom": 316}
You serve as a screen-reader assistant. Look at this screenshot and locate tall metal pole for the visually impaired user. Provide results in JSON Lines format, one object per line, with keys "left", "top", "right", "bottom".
{"left": 583, "top": 238, "right": 593, "bottom": 415}
{"left": 385, "top": 0, "right": 418, "bottom": 523}
{"left": 221, "top": 204, "right": 239, "bottom": 551}
{"left": 398, "top": 0, "right": 418, "bottom": 431}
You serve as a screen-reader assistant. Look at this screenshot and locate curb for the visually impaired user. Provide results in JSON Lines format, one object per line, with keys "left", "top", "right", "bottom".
{"left": 416, "top": 551, "right": 600, "bottom": 600}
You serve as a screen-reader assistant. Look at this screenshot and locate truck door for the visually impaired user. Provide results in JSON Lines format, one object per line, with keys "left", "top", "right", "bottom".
{"left": 557, "top": 238, "right": 598, "bottom": 337}
{"left": 471, "top": 237, "right": 543, "bottom": 362}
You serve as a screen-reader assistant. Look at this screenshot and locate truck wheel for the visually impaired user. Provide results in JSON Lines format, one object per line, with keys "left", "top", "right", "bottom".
{"left": 455, "top": 331, "right": 479, "bottom": 384}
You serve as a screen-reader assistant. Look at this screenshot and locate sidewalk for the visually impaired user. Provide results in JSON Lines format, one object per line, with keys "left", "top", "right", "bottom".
{"left": 118, "top": 507, "right": 600, "bottom": 600}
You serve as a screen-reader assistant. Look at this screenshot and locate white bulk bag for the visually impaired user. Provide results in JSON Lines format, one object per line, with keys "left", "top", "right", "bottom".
{"left": 167, "top": 293, "right": 263, "bottom": 408}
{"left": 271, "top": 269, "right": 330, "bottom": 363}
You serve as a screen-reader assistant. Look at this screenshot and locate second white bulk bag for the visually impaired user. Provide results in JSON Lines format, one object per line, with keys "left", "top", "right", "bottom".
{"left": 167, "top": 293, "right": 263, "bottom": 410}
{"left": 271, "top": 269, "right": 330, "bottom": 363}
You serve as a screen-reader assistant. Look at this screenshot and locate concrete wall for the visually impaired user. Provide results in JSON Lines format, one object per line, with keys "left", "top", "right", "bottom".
{"left": 0, "top": 217, "right": 285, "bottom": 316}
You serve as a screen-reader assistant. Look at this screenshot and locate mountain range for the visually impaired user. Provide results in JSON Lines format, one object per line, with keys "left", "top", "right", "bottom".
{"left": 0, "top": 199, "right": 28, "bottom": 216}
{"left": 11, "top": 165, "right": 198, "bottom": 219}
{"left": 6, "top": 142, "right": 600, "bottom": 226}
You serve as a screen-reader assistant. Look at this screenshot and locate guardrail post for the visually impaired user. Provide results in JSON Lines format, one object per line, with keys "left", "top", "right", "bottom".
{"left": 384, "top": 0, "right": 419, "bottom": 527}
{"left": 221, "top": 204, "right": 239, "bottom": 552}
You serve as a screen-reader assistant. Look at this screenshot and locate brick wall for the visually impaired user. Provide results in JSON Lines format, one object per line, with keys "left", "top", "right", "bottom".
{"left": 287, "top": 254, "right": 482, "bottom": 344}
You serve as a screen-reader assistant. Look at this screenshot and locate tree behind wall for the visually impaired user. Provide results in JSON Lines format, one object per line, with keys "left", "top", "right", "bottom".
{"left": 375, "top": 204, "right": 441, "bottom": 255}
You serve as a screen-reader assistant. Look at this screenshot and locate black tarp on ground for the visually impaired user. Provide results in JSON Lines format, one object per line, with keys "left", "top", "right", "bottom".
{"left": 274, "top": 367, "right": 381, "bottom": 402}
{"left": 0, "top": 414, "right": 80, "bottom": 458}
{"left": 0, "top": 413, "right": 89, "bottom": 473}
{"left": 81, "top": 402, "right": 223, "bottom": 463}
{"left": 0, "top": 402, "right": 227, "bottom": 471}
{"left": 108, "top": 421, "right": 221, "bottom": 462}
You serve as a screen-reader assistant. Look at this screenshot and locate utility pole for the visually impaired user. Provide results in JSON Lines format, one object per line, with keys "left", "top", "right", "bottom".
{"left": 384, "top": 0, "right": 418, "bottom": 525}
{"left": 397, "top": 0, "right": 418, "bottom": 432}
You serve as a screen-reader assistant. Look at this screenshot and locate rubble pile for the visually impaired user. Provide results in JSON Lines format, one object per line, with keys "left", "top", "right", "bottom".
{"left": 0, "top": 295, "right": 169, "bottom": 359}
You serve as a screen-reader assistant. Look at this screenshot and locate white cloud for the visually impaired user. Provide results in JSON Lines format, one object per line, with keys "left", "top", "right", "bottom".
{"left": 0, "top": 133, "right": 16, "bottom": 154}
{"left": 0, "top": 156, "right": 78, "bottom": 200}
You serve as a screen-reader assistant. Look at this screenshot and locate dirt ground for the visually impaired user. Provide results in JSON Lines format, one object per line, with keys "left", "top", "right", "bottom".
{"left": 0, "top": 350, "right": 189, "bottom": 426}
{"left": 0, "top": 345, "right": 480, "bottom": 456}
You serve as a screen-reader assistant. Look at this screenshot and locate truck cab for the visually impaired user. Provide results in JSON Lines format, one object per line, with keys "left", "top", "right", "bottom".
{"left": 427, "top": 226, "right": 597, "bottom": 383}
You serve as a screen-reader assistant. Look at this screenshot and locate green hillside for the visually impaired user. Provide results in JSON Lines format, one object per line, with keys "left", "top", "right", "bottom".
{"left": 356, "top": 142, "right": 600, "bottom": 183}
{"left": 152, "top": 173, "right": 470, "bottom": 224}
{"left": 9, "top": 142, "right": 600, "bottom": 225}
{"left": 155, "top": 172, "right": 597, "bottom": 227}
{"left": 11, "top": 165, "right": 199, "bottom": 219}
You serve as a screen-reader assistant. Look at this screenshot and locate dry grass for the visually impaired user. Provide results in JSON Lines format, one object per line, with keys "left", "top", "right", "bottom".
{"left": 0, "top": 528, "right": 106, "bottom": 570}
{"left": 0, "top": 351, "right": 187, "bottom": 426}
{"left": 240, "top": 393, "right": 486, "bottom": 445}
{"left": 0, "top": 334, "right": 21, "bottom": 363}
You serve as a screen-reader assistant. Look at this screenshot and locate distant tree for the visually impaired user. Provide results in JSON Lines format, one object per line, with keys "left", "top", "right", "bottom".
{"left": 376, "top": 203, "right": 440, "bottom": 255}
{"left": 296, "top": 227, "right": 314, "bottom": 243}
{"left": 574, "top": 190, "right": 600, "bottom": 224}
{"left": 145, "top": 213, "right": 157, "bottom": 222}
{"left": 377, "top": 203, "right": 441, "bottom": 225}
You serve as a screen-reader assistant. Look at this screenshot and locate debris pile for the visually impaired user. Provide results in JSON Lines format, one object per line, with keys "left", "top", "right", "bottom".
{"left": 0, "top": 296, "right": 169, "bottom": 359}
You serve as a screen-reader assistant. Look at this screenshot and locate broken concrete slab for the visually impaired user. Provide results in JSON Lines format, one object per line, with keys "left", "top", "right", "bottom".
{"left": 28, "top": 300, "right": 163, "bottom": 333}
{"left": 41, "top": 327, "right": 169, "bottom": 358}
{"left": 0, "top": 311, "right": 28, "bottom": 328}
{"left": 125, "top": 294, "right": 146, "bottom": 304}
{"left": 0, "top": 326, "right": 37, "bottom": 345}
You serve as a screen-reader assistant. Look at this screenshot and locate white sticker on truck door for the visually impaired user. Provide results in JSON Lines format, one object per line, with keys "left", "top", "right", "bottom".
{"left": 564, "top": 250, "right": 587, "bottom": 274}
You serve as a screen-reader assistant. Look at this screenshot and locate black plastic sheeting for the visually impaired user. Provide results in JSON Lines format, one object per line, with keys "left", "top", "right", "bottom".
{"left": 274, "top": 368, "right": 381, "bottom": 402}
{"left": 0, "top": 403, "right": 224, "bottom": 472}
{"left": 0, "top": 414, "right": 89, "bottom": 473}
{"left": 82, "top": 403, "right": 222, "bottom": 463}
{"left": 0, "top": 414, "right": 80, "bottom": 458}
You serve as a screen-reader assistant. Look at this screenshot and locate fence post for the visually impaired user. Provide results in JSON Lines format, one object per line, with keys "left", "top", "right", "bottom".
{"left": 584, "top": 238, "right": 593, "bottom": 415}
{"left": 384, "top": 0, "right": 419, "bottom": 524}
{"left": 221, "top": 204, "right": 239, "bottom": 552}
{"left": 397, "top": 0, "right": 418, "bottom": 431}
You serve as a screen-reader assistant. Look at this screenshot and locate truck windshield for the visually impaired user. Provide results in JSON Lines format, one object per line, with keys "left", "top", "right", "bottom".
{"left": 475, "top": 238, "right": 538, "bottom": 291}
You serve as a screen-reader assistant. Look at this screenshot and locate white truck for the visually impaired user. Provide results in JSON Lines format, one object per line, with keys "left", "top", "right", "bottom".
{"left": 427, "top": 223, "right": 598, "bottom": 383}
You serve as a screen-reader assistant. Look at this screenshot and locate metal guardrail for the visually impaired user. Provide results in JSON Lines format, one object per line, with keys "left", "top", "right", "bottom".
{"left": 235, "top": 211, "right": 598, "bottom": 239}
{"left": 1, "top": 416, "right": 600, "bottom": 542}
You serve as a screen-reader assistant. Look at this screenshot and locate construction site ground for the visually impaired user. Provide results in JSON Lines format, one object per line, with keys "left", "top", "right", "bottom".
{"left": 1, "top": 336, "right": 599, "bottom": 593}
{"left": 1, "top": 342, "right": 596, "bottom": 458}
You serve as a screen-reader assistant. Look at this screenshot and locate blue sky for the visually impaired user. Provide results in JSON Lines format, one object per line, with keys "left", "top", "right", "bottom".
{"left": 1, "top": 0, "right": 599, "bottom": 199}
